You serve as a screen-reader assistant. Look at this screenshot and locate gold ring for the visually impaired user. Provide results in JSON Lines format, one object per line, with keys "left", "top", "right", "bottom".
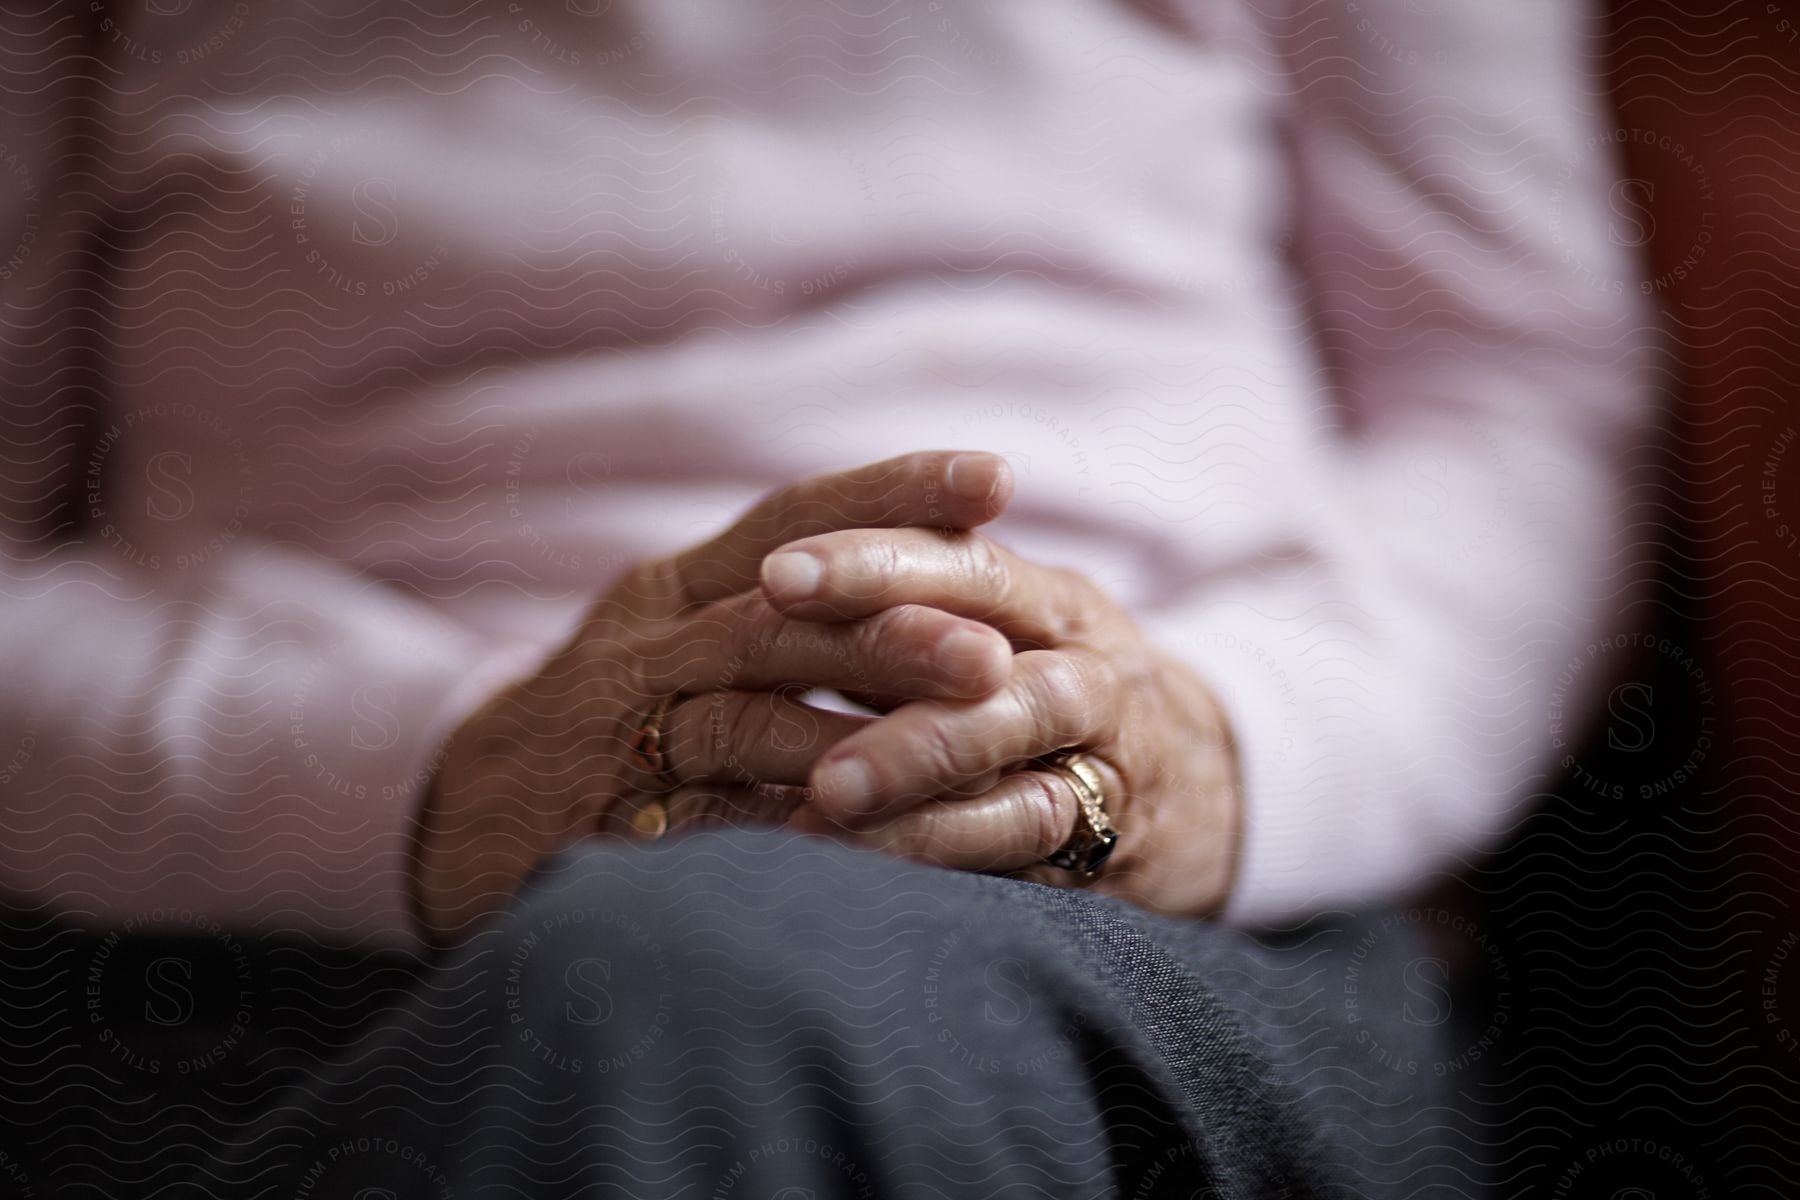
{"left": 627, "top": 693, "right": 682, "bottom": 795}
{"left": 628, "top": 794, "right": 670, "bottom": 840}
{"left": 1039, "top": 750, "right": 1118, "bottom": 877}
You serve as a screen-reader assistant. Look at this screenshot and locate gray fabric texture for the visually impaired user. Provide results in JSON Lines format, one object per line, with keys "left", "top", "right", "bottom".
{"left": 180, "top": 827, "right": 1468, "bottom": 1198}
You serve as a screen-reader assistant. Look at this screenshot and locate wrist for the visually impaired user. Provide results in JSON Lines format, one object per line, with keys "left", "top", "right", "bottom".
{"left": 409, "top": 646, "right": 617, "bottom": 942}
{"left": 1164, "top": 654, "right": 1246, "bottom": 916}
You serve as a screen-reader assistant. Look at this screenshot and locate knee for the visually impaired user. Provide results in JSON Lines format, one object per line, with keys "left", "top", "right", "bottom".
{"left": 482, "top": 828, "right": 910, "bottom": 1071}
{"left": 483, "top": 827, "right": 1096, "bottom": 1078}
{"left": 508, "top": 824, "right": 946, "bottom": 946}
{"left": 509, "top": 825, "right": 861, "bottom": 940}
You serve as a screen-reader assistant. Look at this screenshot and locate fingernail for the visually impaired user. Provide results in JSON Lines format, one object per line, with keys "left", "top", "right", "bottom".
{"left": 813, "top": 755, "right": 875, "bottom": 814}
{"left": 941, "top": 628, "right": 999, "bottom": 680}
{"left": 762, "top": 551, "right": 822, "bottom": 603}
{"left": 945, "top": 453, "right": 998, "bottom": 503}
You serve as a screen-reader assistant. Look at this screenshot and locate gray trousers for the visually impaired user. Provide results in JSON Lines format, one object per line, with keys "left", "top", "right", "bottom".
{"left": 0, "top": 828, "right": 1480, "bottom": 1197}
{"left": 196, "top": 829, "right": 1471, "bottom": 1198}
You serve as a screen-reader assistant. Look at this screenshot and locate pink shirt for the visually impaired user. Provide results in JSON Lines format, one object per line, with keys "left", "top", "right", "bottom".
{"left": 0, "top": 0, "right": 1655, "bottom": 943}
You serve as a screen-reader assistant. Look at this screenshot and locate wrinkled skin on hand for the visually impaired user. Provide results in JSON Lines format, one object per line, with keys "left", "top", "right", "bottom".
{"left": 762, "top": 510, "right": 1242, "bottom": 919}
{"left": 413, "top": 450, "right": 1240, "bottom": 941}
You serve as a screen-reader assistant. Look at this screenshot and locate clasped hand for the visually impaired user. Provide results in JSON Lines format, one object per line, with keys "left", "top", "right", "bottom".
{"left": 414, "top": 451, "right": 1239, "bottom": 940}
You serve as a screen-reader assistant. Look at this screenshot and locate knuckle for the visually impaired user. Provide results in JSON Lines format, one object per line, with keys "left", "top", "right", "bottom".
{"left": 723, "top": 592, "right": 779, "bottom": 652}
{"left": 805, "top": 533, "right": 885, "bottom": 613}
{"left": 866, "top": 538, "right": 908, "bottom": 603}
{"left": 1068, "top": 648, "right": 1121, "bottom": 712}
{"left": 1026, "top": 651, "right": 1095, "bottom": 743}
{"left": 741, "top": 597, "right": 784, "bottom": 644}
{"left": 719, "top": 692, "right": 773, "bottom": 762}
{"left": 915, "top": 714, "right": 977, "bottom": 782}
{"left": 618, "top": 624, "right": 668, "bottom": 695}
{"left": 722, "top": 587, "right": 773, "bottom": 622}
{"left": 863, "top": 600, "right": 916, "bottom": 638}
{"left": 867, "top": 603, "right": 933, "bottom": 657}
{"left": 1018, "top": 772, "right": 1076, "bottom": 857}
{"left": 967, "top": 536, "right": 1013, "bottom": 618}
{"left": 1048, "top": 565, "right": 1099, "bottom": 639}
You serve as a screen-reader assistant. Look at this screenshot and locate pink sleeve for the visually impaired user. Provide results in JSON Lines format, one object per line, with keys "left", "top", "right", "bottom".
{"left": 0, "top": 550, "right": 531, "bottom": 945}
{"left": 1148, "top": 0, "right": 1659, "bottom": 923}
{"left": 0, "top": 10, "right": 526, "bottom": 945}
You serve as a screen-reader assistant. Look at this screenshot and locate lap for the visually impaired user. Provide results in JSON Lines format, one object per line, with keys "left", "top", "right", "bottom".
{"left": 219, "top": 829, "right": 1460, "bottom": 1197}
{"left": 0, "top": 828, "right": 1469, "bottom": 1197}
